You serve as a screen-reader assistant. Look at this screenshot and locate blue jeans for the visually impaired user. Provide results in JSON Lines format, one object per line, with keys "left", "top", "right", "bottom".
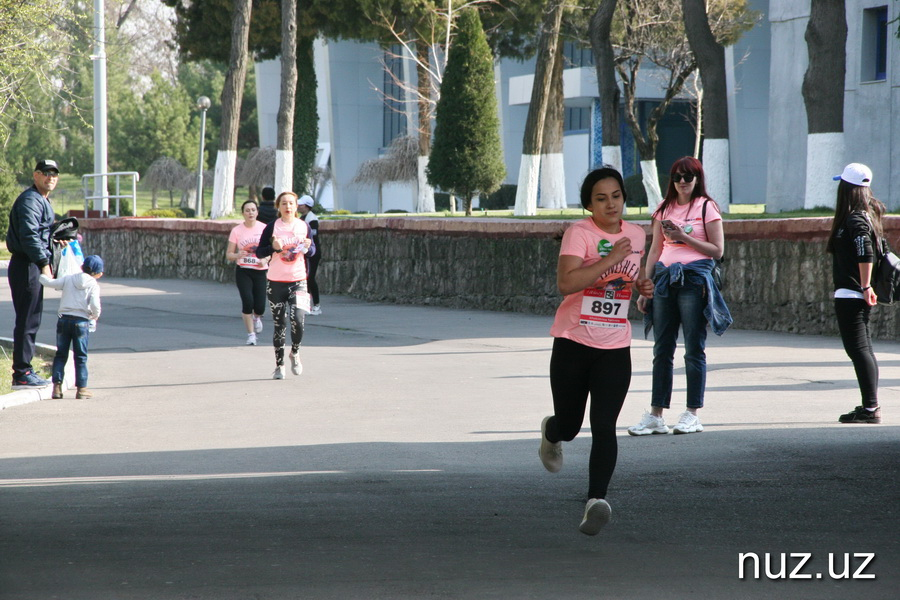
{"left": 53, "top": 316, "right": 90, "bottom": 388}
{"left": 651, "top": 280, "right": 708, "bottom": 409}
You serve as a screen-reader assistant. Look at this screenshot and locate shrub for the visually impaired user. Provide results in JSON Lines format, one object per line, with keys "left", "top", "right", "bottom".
{"left": 385, "top": 209, "right": 408, "bottom": 214}
{"left": 434, "top": 192, "right": 451, "bottom": 211}
{"left": 481, "top": 184, "right": 517, "bottom": 210}
{"left": 143, "top": 208, "right": 186, "bottom": 218}
{"left": 624, "top": 174, "right": 648, "bottom": 208}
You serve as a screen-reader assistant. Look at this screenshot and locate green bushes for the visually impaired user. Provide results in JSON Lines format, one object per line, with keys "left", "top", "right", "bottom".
{"left": 624, "top": 174, "right": 648, "bottom": 208}
{"left": 143, "top": 208, "right": 187, "bottom": 218}
{"left": 481, "top": 184, "right": 517, "bottom": 210}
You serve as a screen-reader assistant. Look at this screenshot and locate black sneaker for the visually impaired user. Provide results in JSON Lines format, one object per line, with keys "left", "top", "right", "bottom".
{"left": 11, "top": 371, "right": 51, "bottom": 389}
{"left": 838, "top": 405, "right": 882, "bottom": 424}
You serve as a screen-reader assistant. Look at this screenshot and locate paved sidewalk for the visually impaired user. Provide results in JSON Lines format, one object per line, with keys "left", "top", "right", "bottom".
{"left": 1, "top": 274, "right": 898, "bottom": 599}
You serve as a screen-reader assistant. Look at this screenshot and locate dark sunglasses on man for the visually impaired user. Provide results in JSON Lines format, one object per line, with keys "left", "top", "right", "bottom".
{"left": 40, "top": 170, "right": 59, "bottom": 177}
{"left": 671, "top": 172, "right": 696, "bottom": 183}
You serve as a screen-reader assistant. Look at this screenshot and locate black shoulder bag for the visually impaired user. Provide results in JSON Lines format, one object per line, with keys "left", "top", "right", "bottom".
{"left": 873, "top": 234, "right": 900, "bottom": 305}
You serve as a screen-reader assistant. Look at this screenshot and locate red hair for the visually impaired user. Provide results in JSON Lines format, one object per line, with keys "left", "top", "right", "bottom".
{"left": 653, "top": 156, "right": 714, "bottom": 219}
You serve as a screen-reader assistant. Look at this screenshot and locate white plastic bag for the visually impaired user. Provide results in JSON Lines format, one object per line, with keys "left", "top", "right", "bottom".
{"left": 56, "top": 247, "right": 81, "bottom": 278}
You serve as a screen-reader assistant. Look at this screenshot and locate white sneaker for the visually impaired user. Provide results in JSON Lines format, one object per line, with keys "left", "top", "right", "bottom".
{"left": 246, "top": 333, "right": 257, "bottom": 346}
{"left": 538, "top": 416, "right": 563, "bottom": 473}
{"left": 627, "top": 411, "right": 669, "bottom": 436}
{"left": 272, "top": 366, "right": 285, "bottom": 380}
{"left": 579, "top": 498, "right": 612, "bottom": 536}
{"left": 290, "top": 353, "right": 302, "bottom": 376}
{"left": 672, "top": 411, "right": 704, "bottom": 434}
{"left": 310, "top": 305, "right": 322, "bottom": 316}
{"left": 253, "top": 315, "right": 263, "bottom": 333}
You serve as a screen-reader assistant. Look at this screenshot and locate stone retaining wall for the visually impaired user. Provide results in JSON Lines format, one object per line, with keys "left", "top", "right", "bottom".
{"left": 78, "top": 216, "right": 900, "bottom": 339}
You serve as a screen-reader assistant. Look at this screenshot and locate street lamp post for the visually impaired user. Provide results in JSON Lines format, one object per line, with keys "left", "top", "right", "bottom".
{"left": 195, "top": 96, "right": 211, "bottom": 217}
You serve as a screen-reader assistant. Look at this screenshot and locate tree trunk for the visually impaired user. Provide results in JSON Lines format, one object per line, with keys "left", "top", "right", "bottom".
{"left": 802, "top": 0, "right": 846, "bottom": 209}
{"left": 540, "top": 42, "right": 566, "bottom": 209}
{"left": 415, "top": 39, "right": 435, "bottom": 213}
{"left": 590, "top": 0, "right": 621, "bottom": 171}
{"left": 682, "top": 0, "right": 730, "bottom": 206}
{"left": 211, "top": 0, "right": 252, "bottom": 218}
{"left": 276, "top": 0, "right": 298, "bottom": 194}
{"left": 620, "top": 59, "right": 696, "bottom": 210}
{"left": 514, "top": 0, "right": 565, "bottom": 216}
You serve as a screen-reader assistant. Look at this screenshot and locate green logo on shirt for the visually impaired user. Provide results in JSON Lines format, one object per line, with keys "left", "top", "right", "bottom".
{"left": 597, "top": 239, "right": 612, "bottom": 256}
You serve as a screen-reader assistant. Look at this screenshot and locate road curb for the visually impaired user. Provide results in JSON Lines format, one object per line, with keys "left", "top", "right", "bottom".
{"left": 0, "top": 337, "right": 74, "bottom": 410}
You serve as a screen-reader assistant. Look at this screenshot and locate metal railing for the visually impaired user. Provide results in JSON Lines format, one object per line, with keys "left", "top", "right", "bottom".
{"left": 81, "top": 171, "right": 140, "bottom": 217}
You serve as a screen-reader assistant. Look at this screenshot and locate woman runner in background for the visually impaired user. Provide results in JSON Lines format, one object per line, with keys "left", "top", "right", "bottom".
{"left": 226, "top": 200, "right": 269, "bottom": 345}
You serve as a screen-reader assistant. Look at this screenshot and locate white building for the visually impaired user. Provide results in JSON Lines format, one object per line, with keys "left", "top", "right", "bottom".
{"left": 256, "top": 0, "right": 898, "bottom": 212}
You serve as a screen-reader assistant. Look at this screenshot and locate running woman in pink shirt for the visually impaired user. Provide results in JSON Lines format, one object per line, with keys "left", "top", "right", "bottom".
{"left": 538, "top": 167, "right": 654, "bottom": 535}
{"left": 255, "top": 192, "right": 315, "bottom": 379}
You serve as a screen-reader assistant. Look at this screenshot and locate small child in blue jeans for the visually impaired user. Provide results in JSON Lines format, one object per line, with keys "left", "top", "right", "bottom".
{"left": 39, "top": 255, "right": 104, "bottom": 399}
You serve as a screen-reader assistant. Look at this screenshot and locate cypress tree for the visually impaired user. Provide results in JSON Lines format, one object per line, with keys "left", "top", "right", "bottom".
{"left": 293, "top": 34, "right": 319, "bottom": 195}
{"left": 427, "top": 8, "right": 505, "bottom": 216}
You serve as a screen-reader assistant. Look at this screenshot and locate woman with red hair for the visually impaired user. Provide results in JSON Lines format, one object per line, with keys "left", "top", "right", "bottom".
{"left": 629, "top": 157, "right": 732, "bottom": 436}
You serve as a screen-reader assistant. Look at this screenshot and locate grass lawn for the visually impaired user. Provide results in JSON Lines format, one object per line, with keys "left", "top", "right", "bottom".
{"left": 0, "top": 349, "right": 51, "bottom": 395}
{"left": 50, "top": 174, "right": 211, "bottom": 218}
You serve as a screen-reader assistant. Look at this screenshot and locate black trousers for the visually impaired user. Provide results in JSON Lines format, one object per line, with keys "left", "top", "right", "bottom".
{"left": 546, "top": 337, "right": 631, "bottom": 499}
{"left": 834, "top": 299, "right": 879, "bottom": 408}
{"left": 235, "top": 266, "right": 267, "bottom": 316}
{"left": 8, "top": 255, "right": 44, "bottom": 378}
{"left": 307, "top": 252, "right": 321, "bottom": 305}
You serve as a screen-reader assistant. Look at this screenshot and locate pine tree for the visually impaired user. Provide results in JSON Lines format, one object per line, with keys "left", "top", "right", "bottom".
{"left": 427, "top": 8, "right": 505, "bottom": 216}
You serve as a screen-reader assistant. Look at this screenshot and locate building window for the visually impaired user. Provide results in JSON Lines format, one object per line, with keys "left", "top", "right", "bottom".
{"left": 861, "top": 6, "right": 888, "bottom": 82}
{"left": 564, "top": 106, "right": 591, "bottom": 133}
{"left": 562, "top": 41, "right": 594, "bottom": 69}
{"left": 383, "top": 45, "right": 408, "bottom": 147}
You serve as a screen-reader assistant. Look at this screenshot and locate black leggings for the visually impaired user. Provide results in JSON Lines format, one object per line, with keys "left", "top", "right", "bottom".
{"left": 834, "top": 299, "right": 879, "bottom": 408}
{"left": 268, "top": 280, "right": 307, "bottom": 366}
{"left": 307, "top": 253, "right": 321, "bottom": 305}
{"left": 546, "top": 337, "right": 631, "bottom": 499}
{"left": 235, "top": 267, "right": 267, "bottom": 316}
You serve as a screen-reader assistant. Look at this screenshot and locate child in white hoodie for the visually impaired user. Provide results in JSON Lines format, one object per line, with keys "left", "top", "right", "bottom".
{"left": 39, "top": 255, "right": 103, "bottom": 399}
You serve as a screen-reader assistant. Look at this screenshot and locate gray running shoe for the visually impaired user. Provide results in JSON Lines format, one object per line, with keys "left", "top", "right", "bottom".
{"left": 579, "top": 498, "right": 612, "bottom": 536}
{"left": 539, "top": 416, "right": 563, "bottom": 473}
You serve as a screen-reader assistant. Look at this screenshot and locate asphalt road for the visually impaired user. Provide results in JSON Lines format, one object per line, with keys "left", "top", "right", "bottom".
{"left": 1, "top": 274, "right": 898, "bottom": 599}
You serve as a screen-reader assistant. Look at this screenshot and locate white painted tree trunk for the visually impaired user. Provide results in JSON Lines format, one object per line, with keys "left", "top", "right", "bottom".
{"left": 539, "top": 152, "right": 566, "bottom": 208}
{"left": 211, "top": 150, "right": 238, "bottom": 218}
{"left": 416, "top": 155, "right": 435, "bottom": 213}
{"left": 804, "top": 132, "right": 844, "bottom": 209}
{"left": 601, "top": 145, "right": 622, "bottom": 173}
{"left": 702, "top": 138, "right": 730, "bottom": 210}
{"left": 275, "top": 149, "right": 293, "bottom": 195}
{"left": 514, "top": 154, "right": 541, "bottom": 216}
{"left": 640, "top": 159, "right": 663, "bottom": 213}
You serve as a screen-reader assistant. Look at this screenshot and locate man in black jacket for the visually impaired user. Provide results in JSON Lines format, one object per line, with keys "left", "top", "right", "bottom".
{"left": 257, "top": 186, "right": 277, "bottom": 224}
{"left": 6, "top": 159, "right": 59, "bottom": 388}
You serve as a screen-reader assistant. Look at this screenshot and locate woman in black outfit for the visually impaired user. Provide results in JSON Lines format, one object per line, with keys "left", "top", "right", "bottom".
{"left": 827, "top": 163, "right": 883, "bottom": 424}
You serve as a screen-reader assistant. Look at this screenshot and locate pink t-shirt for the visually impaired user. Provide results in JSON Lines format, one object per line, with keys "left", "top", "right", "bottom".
{"left": 228, "top": 221, "right": 268, "bottom": 270}
{"left": 656, "top": 197, "right": 721, "bottom": 266}
{"left": 550, "top": 218, "right": 646, "bottom": 350}
{"left": 266, "top": 218, "right": 310, "bottom": 282}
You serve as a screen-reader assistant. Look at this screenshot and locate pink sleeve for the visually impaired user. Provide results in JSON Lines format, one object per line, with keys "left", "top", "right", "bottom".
{"left": 703, "top": 199, "right": 723, "bottom": 222}
{"left": 559, "top": 226, "right": 587, "bottom": 258}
